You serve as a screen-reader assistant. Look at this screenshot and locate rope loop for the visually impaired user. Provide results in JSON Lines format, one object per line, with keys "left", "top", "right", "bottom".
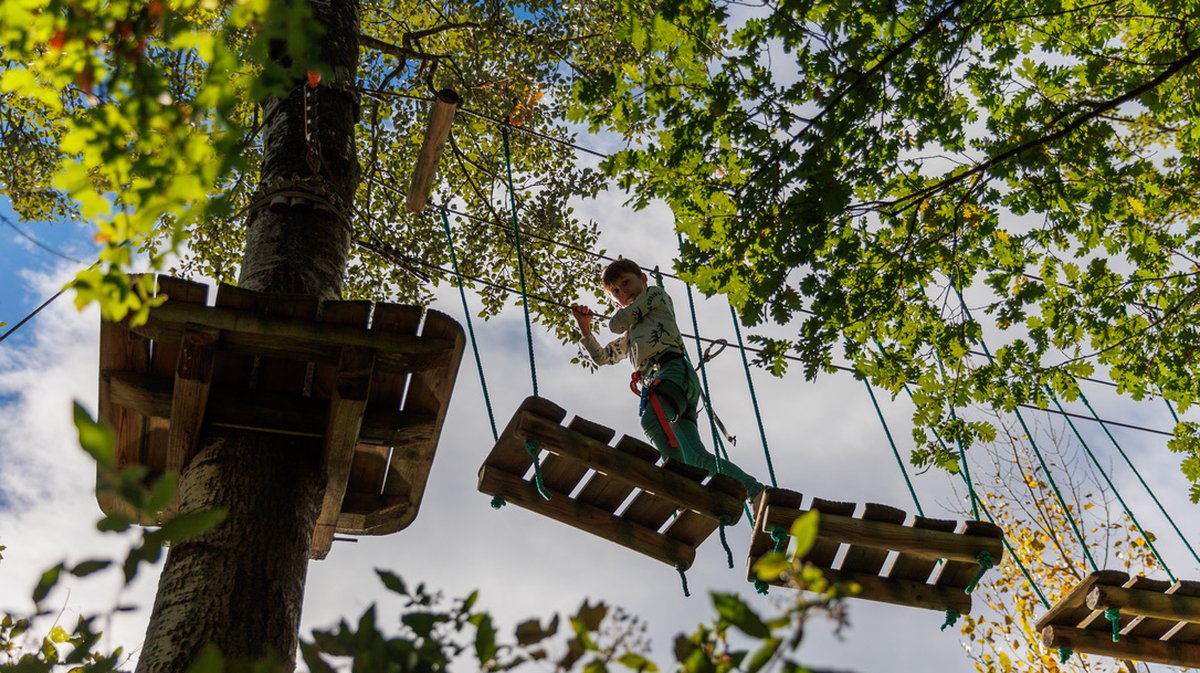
{"left": 1058, "top": 646, "right": 1072, "bottom": 664}
{"left": 963, "top": 550, "right": 995, "bottom": 595}
{"left": 701, "top": 338, "right": 728, "bottom": 363}
{"left": 1105, "top": 607, "right": 1121, "bottom": 642}
{"left": 525, "top": 441, "right": 550, "bottom": 501}
{"left": 940, "top": 609, "right": 959, "bottom": 631}
{"left": 718, "top": 515, "right": 734, "bottom": 569}
{"left": 754, "top": 579, "right": 770, "bottom": 595}
{"left": 490, "top": 495, "right": 506, "bottom": 509}
{"left": 675, "top": 562, "right": 691, "bottom": 597}
{"left": 770, "top": 526, "right": 789, "bottom": 553}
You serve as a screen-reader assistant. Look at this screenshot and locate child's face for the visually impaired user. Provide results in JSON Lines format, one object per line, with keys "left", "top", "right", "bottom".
{"left": 604, "top": 271, "right": 648, "bottom": 307}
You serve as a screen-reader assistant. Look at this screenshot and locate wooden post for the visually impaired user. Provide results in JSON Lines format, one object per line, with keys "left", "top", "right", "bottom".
{"left": 1043, "top": 625, "right": 1200, "bottom": 668}
{"left": 165, "top": 325, "right": 220, "bottom": 476}
{"left": 406, "top": 89, "right": 461, "bottom": 213}
{"left": 1087, "top": 585, "right": 1200, "bottom": 624}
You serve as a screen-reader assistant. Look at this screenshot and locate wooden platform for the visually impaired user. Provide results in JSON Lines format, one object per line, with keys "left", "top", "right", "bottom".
{"left": 97, "top": 276, "right": 465, "bottom": 558}
{"left": 477, "top": 396, "right": 747, "bottom": 570}
{"left": 747, "top": 488, "right": 1004, "bottom": 613}
{"left": 1036, "top": 571, "right": 1200, "bottom": 667}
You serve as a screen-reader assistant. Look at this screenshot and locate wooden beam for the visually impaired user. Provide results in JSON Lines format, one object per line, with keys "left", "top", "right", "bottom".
{"left": 1035, "top": 571, "right": 1130, "bottom": 631}
{"left": 1088, "top": 585, "right": 1200, "bottom": 624}
{"left": 164, "top": 325, "right": 219, "bottom": 475}
{"left": 130, "top": 301, "right": 454, "bottom": 370}
{"left": 516, "top": 411, "right": 745, "bottom": 522}
{"left": 819, "top": 568, "right": 972, "bottom": 614}
{"left": 759, "top": 507, "right": 1003, "bottom": 564}
{"left": 406, "top": 89, "right": 461, "bottom": 213}
{"left": 104, "top": 371, "right": 434, "bottom": 447}
{"left": 1043, "top": 625, "right": 1200, "bottom": 668}
{"left": 479, "top": 465, "right": 696, "bottom": 569}
{"left": 312, "top": 346, "right": 375, "bottom": 559}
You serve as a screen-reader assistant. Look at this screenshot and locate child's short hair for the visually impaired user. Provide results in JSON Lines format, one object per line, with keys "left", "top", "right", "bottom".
{"left": 601, "top": 258, "right": 643, "bottom": 288}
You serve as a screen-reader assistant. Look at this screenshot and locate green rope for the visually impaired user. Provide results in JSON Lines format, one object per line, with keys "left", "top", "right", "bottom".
{"left": 490, "top": 495, "right": 506, "bottom": 509}
{"left": 1105, "top": 607, "right": 1120, "bottom": 642}
{"left": 718, "top": 515, "right": 734, "bottom": 569}
{"left": 662, "top": 261, "right": 754, "bottom": 523}
{"left": 676, "top": 562, "right": 691, "bottom": 597}
{"left": 500, "top": 126, "right": 538, "bottom": 397}
{"left": 1080, "top": 391, "right": 1200, "bottom": 568}
{"left": 954, "top": 286, "right": 1099, "bottom": 574}
{"left": 945, "top": 402, "right": 980, "bottom": 520}
{"left": 525, "top": 441, "right": 550, "bottom": 501}
{"left": 729, "top": 305, "right": 777, "bottom": 488}
{"left": 963, "top": 550, "right": 995, "bottom": 594}
{"left": 898, "top": 379, "right": 1053, "bottom": 611}
{"left": 440, "top": 207, "right": 498, "bottom": 441}
{"left": 940, "top": 609, "right": 959, "bottom": 631}
{"left": 1050, "top": 387, "right": 1175, "bottom": 582}
{"left": 1058, "top": 646, "right": 1072, "bottom": 664}
{"left": 754, "top": 527, "right": 790, "bottom": 595}
{"left": 864, "top": 379, "right": 924, "bottom": 517}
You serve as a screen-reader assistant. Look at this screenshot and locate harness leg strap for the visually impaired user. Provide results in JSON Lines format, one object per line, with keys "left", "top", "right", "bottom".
{"left": 647, "top": 387, "right": 680, "bottom": 448}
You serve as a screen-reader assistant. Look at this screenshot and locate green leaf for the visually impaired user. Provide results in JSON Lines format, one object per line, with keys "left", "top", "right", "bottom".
{"left": 48, "top": 626, "right": 71, "bottom": 643}
{"left": 145, "top": 473, "right": 178, "bottom": 514}
{"left": 617, "top": 652, "right": 658, "bottom": 671}
{"left": 158, "top": 508, "right": 227, "bottom": 542}
{"left": 73, "top": 402, "right": 114, "bottom": 468}
{"left": 33, "top": 563, "right": 63, "bottom": 604}
{"left": 185, "top": 643, "right": 224, "bottom": 673}
{"left": 70, "top": 560, "right": 111, "bottom": 577}
{"left": 300, "top": 642, "right": 336, "bottom": 673}
{"left": 711, "top": 593, "right": 770, "bottom": 638}
{"left": 474, "top": 613, "right": 497, "bottom": 666}
{"left": 376, "top": 569, "right": 407, "bottom": 596}
{"left": 574, "top": 601, "right": 607, "bottom": 631}
{"left": 752, "top": 551, "right": 790, "bottom": 581}
{"left": 789, "top": 511, "right": 820, "bottom": 560}
{"left": 746, "top": 638, "right": 781, "bottom": 673}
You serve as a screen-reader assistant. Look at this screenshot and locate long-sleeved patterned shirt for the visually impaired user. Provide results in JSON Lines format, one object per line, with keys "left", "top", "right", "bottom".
{"left": 580, "top": 286, "right": 687, "bottom": 376}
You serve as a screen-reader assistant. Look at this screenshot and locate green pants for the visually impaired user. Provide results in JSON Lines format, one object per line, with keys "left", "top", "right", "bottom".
{"left": 639, "top": 357, "right": 764, "bottom": 500}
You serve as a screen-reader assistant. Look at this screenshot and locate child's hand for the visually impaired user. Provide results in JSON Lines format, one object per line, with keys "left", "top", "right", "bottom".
{"left": 571, "top": 304, "right": 593, "bottom": 335}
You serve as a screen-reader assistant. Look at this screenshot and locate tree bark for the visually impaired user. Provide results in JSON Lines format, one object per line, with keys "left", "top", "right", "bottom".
{"left": 137, "top": 1, "right": 361, "bottom": 671}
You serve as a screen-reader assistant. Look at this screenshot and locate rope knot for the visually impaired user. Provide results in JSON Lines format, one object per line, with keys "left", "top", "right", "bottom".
{"left": 1104, "top": 607, "right": 1121, "bottom": 642}
{"left": 769, "top": 526, "right": 788, "bottom": 553}
{"left": 940, "top": 608, "right": 959, "bottom": 631}
{"left": 1058, "top": 646, "right": 1072, "bottom": 664}
{"left": 490, "top": 495, "right": 506, "bottom": 509}
{"left": 754, "top": 578, "right": 770, "bottom": 595}
{"left": 675, "top": 561, "right": 691, "bottom": 597}
{"left": 963, "top": 550, "right": 995, "bottom": 594}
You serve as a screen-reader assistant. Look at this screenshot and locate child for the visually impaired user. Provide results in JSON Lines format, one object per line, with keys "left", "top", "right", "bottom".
{"left": 571, "top": 258, "right": 764, "bottom": 500}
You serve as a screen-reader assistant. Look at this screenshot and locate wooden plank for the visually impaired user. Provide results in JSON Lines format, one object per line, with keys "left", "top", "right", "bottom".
{"left": 479, "top": 465, "right": 696, "bottom": 568}
{"left": 837, "top": 503, "right": 906, "bottom": 575}
{"left": 1088, "top": 582, "right": 1200, "bottom": 629}
{"left": 212, "top": 284, "right": 260, "bottom": 387}
{"left": 814, "top": 567, "right": 972, "bottom": 613}
{"left": 254, "top": 294, "right": 319, "bottom": 394}
{"left": 1163, "top": 580, "right": 1200, "bottom": 643}
{"left": 572, "top": 436, "right": 658, "bottom": 513}
{"left": 1110, "top": 576, "right": 1175, "bottom": 640}
{"left": 516, "top": 411, "right": 745, "bottom": 520}
{"left": 104, "top": 371, "right": 434, "bottom": 445}
{"left": 804, "top": 498, "right": 856, "bottom": 568}
{"left": 312, "top": 300, "right": 372, "bottom": 400}
{"left": 931, "top": 520, "right": 1005, "bottom": 591}
{"left": 383, "top": 309, "right": 463, "bottom": 521}
{"left": 1035, "top": 570, "right": 1130, "bottom": 631}
{"left": 538, "top": 417, "right": 615, "bottom": 495}
{"left": 481, "top": 396, "right": 569, "bottom": 478}
{"left": 1043, "top": 625, "right": 1200, "bottom": 668}
{"left": 406, "top": 89, "right": 460, "bottom": 213}
{"left": 164, "top": 326, "right": 219, "bottom": 475}
{"left": 312, "top": 346, "right": 375, "bottom": 559}
{"left": 884, "top": 515, "right": 957, "bottom": 585}
{"left": 133, "top": 298, "right": 455, "bottom": 373}
{"left": 97, "top": 303, "right": 152, "bottom": 519}
{"left": 664, "top": 464, "right": 746, "bottom": 548}
{"left": 619, "top": 460, "right": 704, "bottom": 535}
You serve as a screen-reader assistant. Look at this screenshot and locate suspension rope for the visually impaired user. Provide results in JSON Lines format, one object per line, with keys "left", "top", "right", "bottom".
{"left": 1080, "top": 390, "right": 1200, "bottom": 567}
{"left": 864, "top": 379, "right": 925, "bottom": 517}
{"left": 1048, "top": 388, "right": 1175, "bottom": 582}
{"left": 729, "top": 305, "right": 777, "bottom": 488}
{"left": 440, "top": 207, "right": 498, "bottom": 441}
{"left": 955, "top": 287, "right": 1099, "bottom": 573}
{"left": 499, "top": 125, "right": 539, "bottom": 397}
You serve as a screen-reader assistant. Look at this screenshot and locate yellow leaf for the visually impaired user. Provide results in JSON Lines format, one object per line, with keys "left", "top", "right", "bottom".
{"left": 1127, "top": 196, "right": 1146, "bottom": 218}
{"left": 49, "top": 626, "right": 70, "bottom": 643}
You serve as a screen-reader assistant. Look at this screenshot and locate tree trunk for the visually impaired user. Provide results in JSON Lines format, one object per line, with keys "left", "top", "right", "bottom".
{"left": 137, "top": 1, "right": 361, "bottom": 671}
